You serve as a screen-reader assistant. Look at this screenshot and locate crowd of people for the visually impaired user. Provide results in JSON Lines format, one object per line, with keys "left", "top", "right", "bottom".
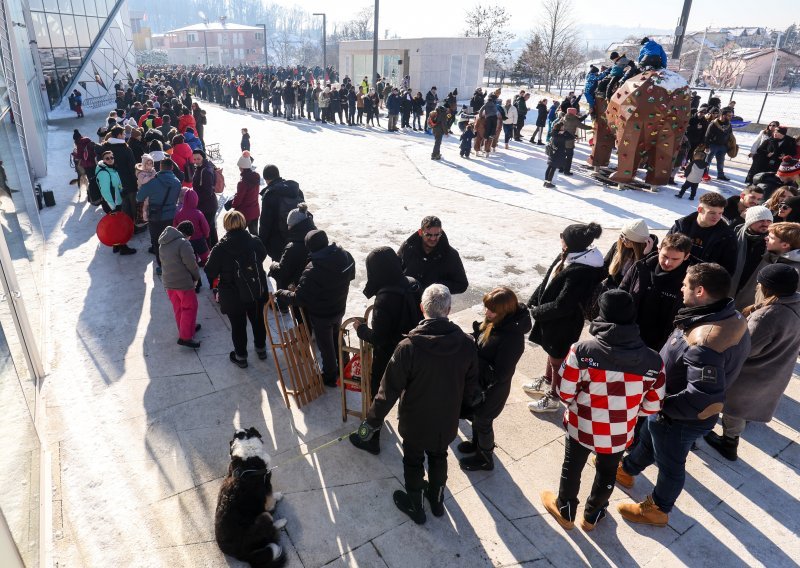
{"left": 68, "top": 66, "right": 800, "bottom": 539}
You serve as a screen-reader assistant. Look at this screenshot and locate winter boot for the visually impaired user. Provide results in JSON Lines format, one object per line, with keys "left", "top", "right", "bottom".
{"left": 393, "top": 489, "right": 426, "bottom": 524}
{"left": 540, "top": 490, "right": 574, "bottom": 530}
{"left": 457, "top": 439, "right": 476, "bottom": 454}
{"left": 615, "top": 462, "right": 635, "bottom": 488}
{"left": 423, "top": 482, "right": 445, "bottom": 517}
{"left": 704, "top": 431, "right": 739, "bottom": 461}
{"left": 581, "top": 507, "right": 607, "bottom": 532}
{"left": 349, "top": 424, "right": 381, "bottom": 455}
{"left": 617, "top": 494, "right": 668, "bottom": 527}
{"left": 459, "top": 447, "right": 494, "bottom": 471}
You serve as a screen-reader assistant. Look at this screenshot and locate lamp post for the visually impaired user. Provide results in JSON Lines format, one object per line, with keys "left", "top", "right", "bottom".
{"left": 372, "top": 0, "right": 379, "bottom": 87}
{"left": 313, "top": 12, "right": 326, "bottom": 81}
{"left": 198, "top": 11, "right": 209, "bottom": 66}
{"left": 259, "top": 23, "right": 268, "bottom": 70}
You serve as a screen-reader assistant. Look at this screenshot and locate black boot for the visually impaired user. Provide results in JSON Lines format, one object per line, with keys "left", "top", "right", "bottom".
{"left": 456, "top": 439, "right": 476, "bottom": 454}
{"left": 349, "top": 428, "right": 380, "bottom": 455}
{"left": 393, "top": 489, "right": 426, "bottom": 524}
{"left": 459, "top": 447, "right": 494, "bottom": 471}
{"left": 424, "top": 482, "right": 445, "bottom": 517}
{"left": 704, "top": 431, "right": 739, "bottom": 461}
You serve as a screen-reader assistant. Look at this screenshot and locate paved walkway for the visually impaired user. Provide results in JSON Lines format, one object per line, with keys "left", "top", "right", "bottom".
{"left": 41, "top": 107, "right": 800, "bottom": 568}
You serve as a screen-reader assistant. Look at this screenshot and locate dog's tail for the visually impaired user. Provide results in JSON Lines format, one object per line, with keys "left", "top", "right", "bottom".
{"left": 248, "top": 542, "right": 286, "bottom": 568}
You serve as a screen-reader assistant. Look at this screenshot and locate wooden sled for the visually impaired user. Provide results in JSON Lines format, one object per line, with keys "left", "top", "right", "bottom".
{"left": 264, "top": 294, "right": 324, "bottom": 409}
{"left": 338, "top": 306, "right": 374, "bottom": 422}
{"left": 577, "top": 164, "right": 658, "bottom": 192}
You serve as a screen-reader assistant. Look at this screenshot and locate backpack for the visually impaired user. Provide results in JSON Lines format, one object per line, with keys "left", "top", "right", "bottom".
{"left": 233, "top": 251, "right": 265, "bottom": 303}
{"left": 277, "top": 192, "right": 302, "bottom": 240}
{"left": 213, "top": 167, "right": 225, "bottom": 194}
{"left": 87, "top": 175, "right": 103, "bottom": 206}
{"left": 427, "top": 110, "right": 438, "bottom": 128}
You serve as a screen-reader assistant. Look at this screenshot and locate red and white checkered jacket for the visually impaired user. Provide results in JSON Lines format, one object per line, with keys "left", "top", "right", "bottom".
{"left": 557, "top": 342, "right": 666, "bottom": 454}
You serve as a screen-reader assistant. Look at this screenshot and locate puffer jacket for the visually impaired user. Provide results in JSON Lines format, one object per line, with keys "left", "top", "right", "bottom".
{"left": 178, "top": 114, "right": 196, "bottom": 134}
{"left": 232, "top": 169, "right": 261, "bottom": 223}
{"left": 173, "top": 189, "right": 210, "bottom": 241}
{"left": 287, "top": 243, "right": 356, "bottom": 318}
{"left": 397, "top": 231, "right": 468, "bottom": 294}
{"left": 204, "top": 228, "right": 268, "bottom": 315}
{"left": 159, "top": 226, "right": 200, "bottom": 290}
{"left": 269, "top": 216, "right": 317, "bottom": 290}
{"left": 192, "top": 159, "right": 218, "bottom": 220}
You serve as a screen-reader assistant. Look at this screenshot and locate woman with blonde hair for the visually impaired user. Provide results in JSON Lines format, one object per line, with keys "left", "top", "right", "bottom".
{"left": 459, "top": 286, "right": 531, "bottom": 471}
{"left": 603, "top": 219, "right": 655, "bottom": 288}
{"left": 205, "top": 210, "right": 268, "bottom": 368}
{"left": 763, "top": 185, "right": 799, "bottom": 218}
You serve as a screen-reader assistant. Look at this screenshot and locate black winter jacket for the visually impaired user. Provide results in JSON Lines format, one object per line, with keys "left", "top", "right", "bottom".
{"left": 535, "top": 102, "right": 547, "bottom": 127}
{"left": 367, "top": 318, "right": 480, "bottom": 450}
{"left": 204, "top": 229, "right": 268, "bottom": 315}
{"left": 192, "top": 160, "right": 218, "bottom": 220}
{"left": 667, "top": 212, "right": 738, "bottom": 274}
{"left": 101, "top": 139, "right": 137, "bottom": 194}
{"left": 286, "top": 243, "right": 355, "bottom": 318}
{"left": 269, "top": 216, "right": 316, "bottom": 290}
{"left": 397, "top": 231, "right": 468, "bottom": 294}
{"left": 258, "top": 178, "right": 304, "bottom": 261}
{"left": 528, "top": 253, "right": 605, "bottom": 358}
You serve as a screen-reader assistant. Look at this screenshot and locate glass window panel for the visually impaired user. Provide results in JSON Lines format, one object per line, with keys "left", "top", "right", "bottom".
{"left": 74, "top": 15, "right": 90, "bottom": 47}
{"left": 67, "top": 47, "right": 82, "bottom": 69}
{"left": 29, "top": 0, "right": 44, "bottom": 10}
{"left": 38, "top": 49, "right": 54, "bottom": 70}
{"left": 59, "top": 0, "right": 73, "bottom": 13}
{"left": 62, "top": 14, "right": 78, "bottom": 48}
{"left": 31, "top": 13, "right": 50, "bottom": 49}
{"left": 107, "top": 0, "right": 117, "bottom": 15}
{"left": 42, "top": 0, "right": 59, "bottom": 10}
{"left": 83, "top": 0, "right": 96, "bottom": 17}
{"left": 86, "top": 16, "right": 99, "bottom": 42}
{"left": 53, "top": 48, "right": 69, "bottom": 71}
{"left": 46, "top": 14, "right": 65, "bottom": 49}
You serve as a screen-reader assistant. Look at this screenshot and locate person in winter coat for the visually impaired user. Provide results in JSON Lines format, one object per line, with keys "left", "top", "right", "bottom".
{"left": 512, "top": 91, "right": 530, "bottom": 141}
{"left": 412, "top": 91, "right": 424, "bottom": 130}
{"left": 101, "top": 126, "right": 138, "bottom": 221}
{"left": 258, "top": 164, "right": 304, "bottom": 261}
{"left": 226, "top": 152, "right": 260, "bottom": 235}
{"left": 160, "top": 222, "right": 201, "bottom": 349}
{"left": 553, "top": 108, "right": 591, "bottom": 175}
{"left": 128, "top": 128, "right": 147, "bottom": 164}
{"left": 583, "top": 66, "right": 601, "bottom": 111}
{"left": 458, "top": 287, "right": 532, "bottom": 472}
{"left": 205, "top": 211, "right": 269, "bottom": 368}
{"left": 543, "top": 123, "right": 571, "bottom": 188}
{"left": 667, "top": 192, "right": 738, "bottom": 274}
{"left": 275, "top": 230, "right": 356, "bottom": 386}
{"left": 424, "top": 87, "right": 438, "bottom": 133}
{"left": 728, "top": 206, "right": 773, "bottom": 303}
{"left": 350, "top": 284, "right": 480, "bottom": 525}
{"left": 748, "top": 127, "right": 798, "bottom": 183}
{"left": 173, "top": 189, "right": 211, "bottom": 266}
{"left": 524, "top": 222, "right": 605, "bottom": 413}
{"left": 602, "top": 219, "right": 656, "bottom": 288}
{"left": 398, "top": 216, "right": 468, "bottom": 294}
{"left": 746, "top": 121, "right": 780, "bottom": 183}
{"left": 429, "top": 103, "right": 450, "bottom": 160}
{"left": 705, "top": 264, "right": 800, "bottom": 461}
{"left": 502, "top": 99, "right": 518, "bottom": 148}
{"left": 546, "top": 100, "right": 560, "bottom": 142}
{"left": 459, "top": 123, "right": 476, "bottom": 158}
{"left": 638, "top": 37, "right": 668, "bottom": 69}
{"left": 478, "top": 94, "right": 500, "bottom": 148}
{"left": 71, "top": 130, "right": 97, "bottom": 183}
{"left": 184, "top": 128, "right": 203, "bottom": 152}
{"left": 137, "top": 159, "right": 182, "bottom": 272}
{"left": 620, "top": 233, "right": 694, "bottom": 351}
{"left": 675, "top": 147, "right": 709, "bottom": 200}
{"left": 386, "top": 88, "right": 401, "bottom": 131}
{"left": 268, "top": 203, "right": 316, "bottom": 292}
{"left": 530, "top": 99, "right": 548, "bottom": 145}
{"left": 191, "top": 149, "right": 219, "bottom": 247}
{"left": 95, "top": 150, "right": 136, "bottom": 255}
{"left": 617, "top": 263, "right": 750, "bottom": 527}
{"left": 541, "top": 290, "right": 665, "bottom": 532}
{"left": 191, "top": 102, "right": 206, "bottom": 141}
{"left": 170, "top": 134, "right": 194, "bottom": 186}
{"left": 704, "top": 107, "right": 734, "bottom": 181}
{"left": 354, "top": 247, "right": 423, "bottom": 413}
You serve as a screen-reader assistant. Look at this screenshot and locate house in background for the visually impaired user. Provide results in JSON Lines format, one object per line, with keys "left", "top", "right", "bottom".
{"left": 705, "top": 47, "right": 800, "bottom": 89}
{"left": 153, "top": 22, "right": 265, "bottom": 66}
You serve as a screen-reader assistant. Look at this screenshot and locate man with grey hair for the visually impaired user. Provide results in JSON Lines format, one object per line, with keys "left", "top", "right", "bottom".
{"left": 350, "top": 284, "right": 480, "bottom": 524}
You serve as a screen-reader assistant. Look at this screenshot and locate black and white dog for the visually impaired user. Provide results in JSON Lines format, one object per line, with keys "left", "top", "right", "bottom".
{"left": 215, "top": 427, "right": 286, "bottom": 567}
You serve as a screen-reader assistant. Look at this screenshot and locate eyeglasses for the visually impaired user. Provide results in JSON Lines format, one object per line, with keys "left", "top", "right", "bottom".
{"left": 779, "top": 203, "right": 790, "bottom": 210}
{"left": 103, "top": 156, "right": 115, "bottom": 161}
{"left": 422, "top": 232, "right": 442, "bottom": 239}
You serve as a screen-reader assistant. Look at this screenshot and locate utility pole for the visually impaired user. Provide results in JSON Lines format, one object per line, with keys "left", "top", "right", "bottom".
{"left": 758, "top": 32, "right": 782, "bottom": 123}
{"left": 259, "top": 24, "right": 268, "bottom": 70}
{"left": 672, "top": 0, "right": 693, "bottom": 60}
{"left": 198, "top": 11, "right": 209, "bottom": 66}
{"left": 313, "top": 13, "right": 326, "bottom": 80}
{"left": 372, "top": 0, "right": 379, "bottom": 86}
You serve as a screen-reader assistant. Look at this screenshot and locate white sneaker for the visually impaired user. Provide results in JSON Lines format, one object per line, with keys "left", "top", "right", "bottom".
{"left": 528, "top": 394, "right": 561, "bottom": 413}
{"left": 522, "top": 376, "right": 550, "bottom": 397}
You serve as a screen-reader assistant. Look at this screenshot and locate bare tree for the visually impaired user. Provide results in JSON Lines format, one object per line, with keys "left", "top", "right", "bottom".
{"left": 463, "top": 5, "right": 515, "bottom": 65}
{"left": 532, "top": 0, "right": 582, "bottom": 92}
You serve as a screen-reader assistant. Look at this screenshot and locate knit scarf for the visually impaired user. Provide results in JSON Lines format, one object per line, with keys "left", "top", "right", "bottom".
{"left": 673, "top": 298, "right": 730, "bottom": 330}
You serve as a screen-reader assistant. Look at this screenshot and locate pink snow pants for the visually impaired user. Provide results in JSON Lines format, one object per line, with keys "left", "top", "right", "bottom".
{"left": 167, "top": 289, "right": 198, "bottom": 341}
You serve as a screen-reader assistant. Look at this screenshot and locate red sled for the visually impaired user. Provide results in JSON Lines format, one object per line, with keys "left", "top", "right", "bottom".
{"left": 96, "top": 212, "right": 134, "bottom": 246}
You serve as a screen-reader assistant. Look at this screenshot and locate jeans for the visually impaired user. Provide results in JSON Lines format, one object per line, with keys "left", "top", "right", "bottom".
{"left": 227, "top": 302, "right": 267, "bottom": 358}
{"left": 563, "top": 148, "right": 575, "bottom": 174}
{"left": 432, "top": 132, "right": 443, "bottom": 157}
{"left": 309, "top": 313, "right": 343, "bottom": 384}
{"left": 314, "top": 102, "right": 320, "bottom": 120}
{"left": 545, "top": 165, "right": 557, "bottom": 182}
{"left": 503, "top": 124, "right": 514, "bottom": 144}
{"left": 285, "top": 104, "right": 294, "bottom": 120}
{"left": 558, "top": 436, "right": 623, "bottom": 521}
{"left": 622, "top": 413, "right": 710, "bottom": 513}
{"left": 708, "top": 144, "right": 727, "bottom": 177}
{"left": 388, "top": 113, "right": 398, "bottom": 130}
{"left": 167, "top": 289, "right": 198, "bottom": 340}
{"left": 403, "top": 440, "right": 447, "bottom": 492}
{"left": 148, "top": 218, "right": 172, "bottom": 266}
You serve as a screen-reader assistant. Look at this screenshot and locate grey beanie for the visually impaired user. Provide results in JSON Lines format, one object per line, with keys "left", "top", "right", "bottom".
{"left": 287, "top": 202, "right": 309, "bottom": 229}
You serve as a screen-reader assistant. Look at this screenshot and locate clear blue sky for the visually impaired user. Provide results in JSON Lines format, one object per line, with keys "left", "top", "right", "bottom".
{"left": 288, "top": 0, "right": 796, "bottom": 38}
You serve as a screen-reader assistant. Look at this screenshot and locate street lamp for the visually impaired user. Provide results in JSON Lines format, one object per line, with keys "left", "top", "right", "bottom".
{"left": 259, "top": 23, "right": 268, "bottom": 70}
{"left": 198, "top": 10, "right": 209, "bottom": 66}
{"left": 313, "top": 12, "right": 326, "bottom": 81}
{"left": 372, "top": 1, "right": 379, "bottom": 86}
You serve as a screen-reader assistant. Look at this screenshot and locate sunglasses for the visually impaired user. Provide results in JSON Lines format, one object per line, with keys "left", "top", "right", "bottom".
{"left": 779, "top": 203, "right": 790, "bottom": 210}
{"left": 103, "top": 156, "right": 115, "bottom": 161}
{"left": 422, "top": 232, "right": 442, "bottom": 239}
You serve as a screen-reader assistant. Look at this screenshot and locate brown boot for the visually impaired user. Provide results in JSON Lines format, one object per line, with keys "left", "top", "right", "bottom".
{"left": 617, "top": 495, "right": 669, "bottom": 527}
{"left": 616, "top": 462, "right": 635, "bottom": 488}
{"left": 540, "top": 490, "right": 574, "bottom": 530}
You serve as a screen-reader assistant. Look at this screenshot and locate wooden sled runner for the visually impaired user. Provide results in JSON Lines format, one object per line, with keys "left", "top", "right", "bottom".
{"left": 338, "top": 306, "right": 374, "bottom": 422}
{"left": 264, "top": 294, "right": 324, "bottom": 409}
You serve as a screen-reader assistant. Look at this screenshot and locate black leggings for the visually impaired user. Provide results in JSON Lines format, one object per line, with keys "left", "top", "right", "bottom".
{"left": 557, "top": 436, "right": 623, "bottom": 521}
{"left": 545, "top": 164, "right": 557, "bottom": 182}
{"left": 227, "top": 302, "right": 267, "bottom": 358}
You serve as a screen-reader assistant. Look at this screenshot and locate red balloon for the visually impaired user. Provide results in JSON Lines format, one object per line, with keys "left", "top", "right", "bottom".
{"left": 96, "top": 212, "right": 134, "bottom": 246}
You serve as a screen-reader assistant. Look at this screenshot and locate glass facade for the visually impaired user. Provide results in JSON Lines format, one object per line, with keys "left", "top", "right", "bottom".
{"left": 32, "top": 0, "right": 115, "bottom": 108}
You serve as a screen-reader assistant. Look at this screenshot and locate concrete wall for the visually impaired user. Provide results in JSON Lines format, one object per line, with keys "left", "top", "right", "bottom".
{"left": 339, "top": 38, "right": 487, "bottom": 97}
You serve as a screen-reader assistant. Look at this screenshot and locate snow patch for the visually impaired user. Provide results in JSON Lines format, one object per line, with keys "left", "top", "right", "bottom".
{"left": 652, "top": 70, "right": 689, "bottom": 92}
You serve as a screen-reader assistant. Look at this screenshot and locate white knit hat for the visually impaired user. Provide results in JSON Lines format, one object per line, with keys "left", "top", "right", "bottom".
{"left": 620, "top": 219, "right": 650, "bottom": 244}
{"left": 744, "top": 205, "right": 773, "bottom": 228}
{"left": 236, "top": 151, "right": 252, "bottom": 169}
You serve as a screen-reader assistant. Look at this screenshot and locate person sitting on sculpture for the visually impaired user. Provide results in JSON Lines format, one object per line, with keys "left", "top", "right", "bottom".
{"left": 638, "top": 37, "right": 668, "bottom": 70}
{"left": 605, "top": 52, "right": 630, "bottom": 98}
{"left": 621, "top": 60, "right": 640, "bottom": 83}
